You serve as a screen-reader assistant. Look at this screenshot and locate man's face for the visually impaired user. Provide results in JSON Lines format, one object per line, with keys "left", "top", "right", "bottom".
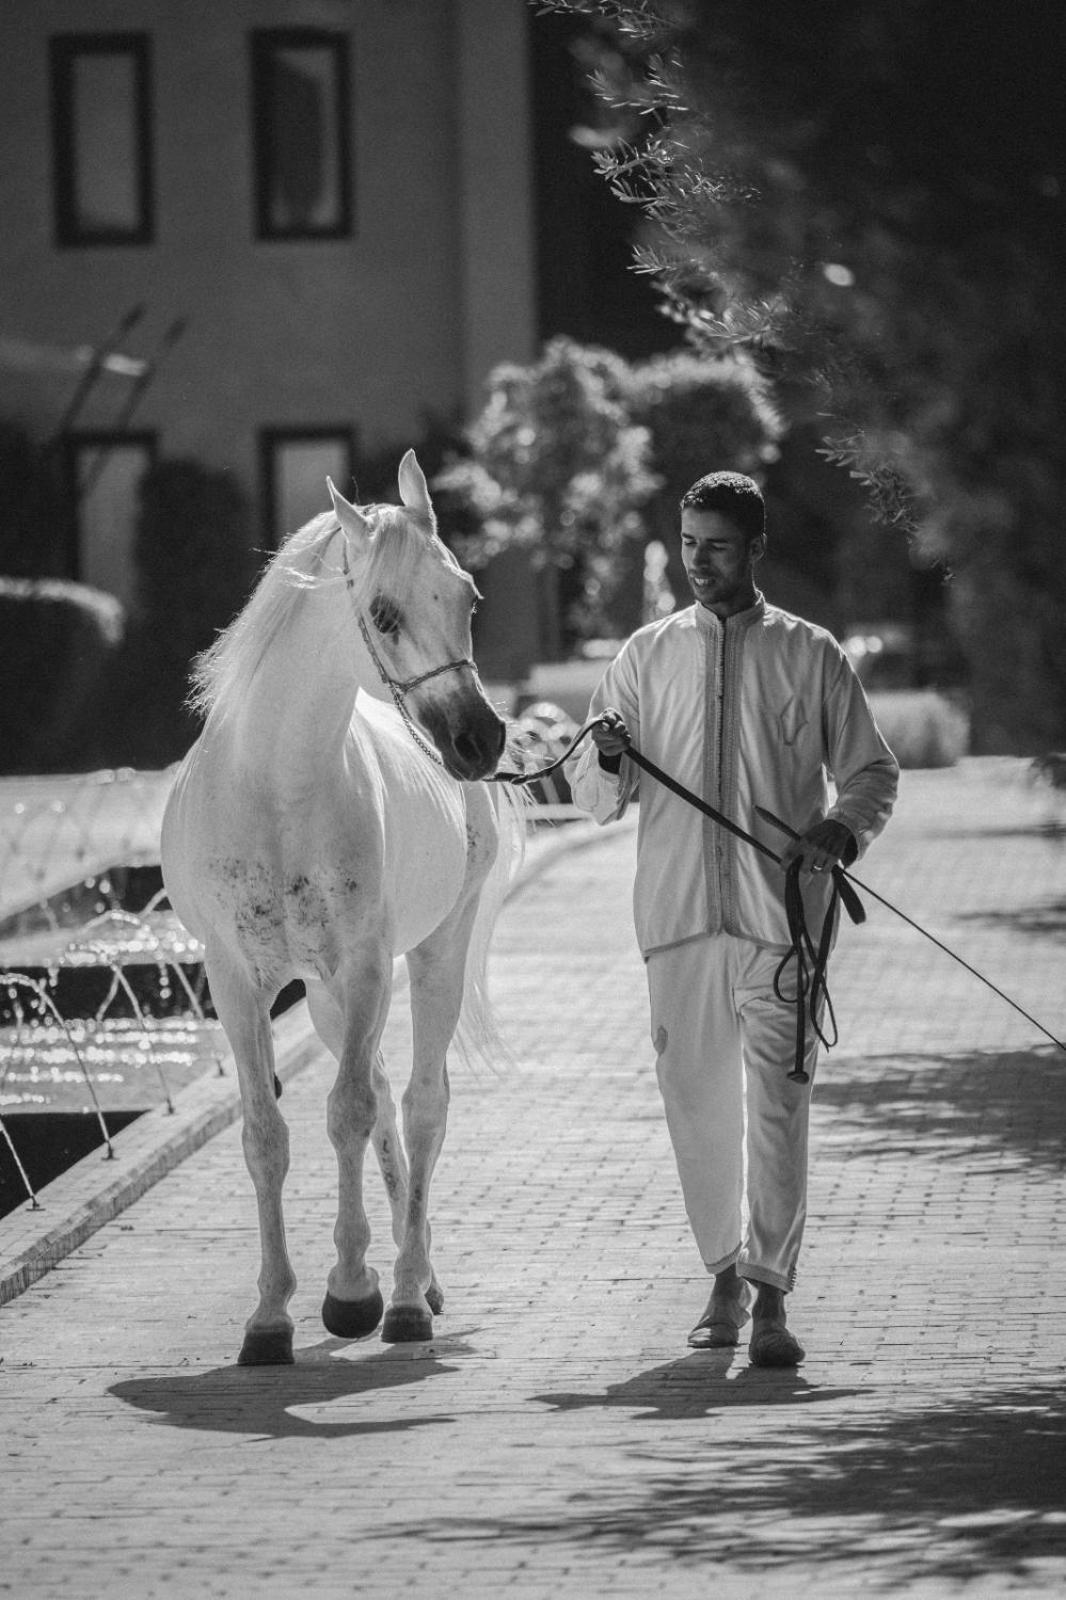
{"left": 680, "top": 508, "right": 764, "bottom": 616}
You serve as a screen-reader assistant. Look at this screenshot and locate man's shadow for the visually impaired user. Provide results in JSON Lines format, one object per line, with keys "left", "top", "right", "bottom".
{"left": 109, "top": 1333, "right": 480, "bottom": 1440}
{"left": 533, "top": 1350, "right": 861, "bottom": 1421}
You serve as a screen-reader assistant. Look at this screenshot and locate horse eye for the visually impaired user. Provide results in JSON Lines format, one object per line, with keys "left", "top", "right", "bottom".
{"left": 370, "top": 596, "right": 401, "bottom": 637}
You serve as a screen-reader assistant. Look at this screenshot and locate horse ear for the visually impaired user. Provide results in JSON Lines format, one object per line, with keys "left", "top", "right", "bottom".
{"left": 327, "top": 477, "right": 371, "bottom": 544}
{"left": 397, "top": 449, "right": 433, "bottom": 517}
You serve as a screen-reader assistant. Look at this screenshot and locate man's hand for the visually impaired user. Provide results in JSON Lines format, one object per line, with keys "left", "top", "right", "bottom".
{"left": 591, "top": 707, "right": 629, "bottom": 759}
{"left": 779, "top": 819, "right": 856, "bottom": 877}
{"left": 591, "top": 708, "right": 630, "bottom": 771}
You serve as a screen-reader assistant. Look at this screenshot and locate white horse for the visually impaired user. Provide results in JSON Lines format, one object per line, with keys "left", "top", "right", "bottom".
{"left": 161, "top": 450, "right": 526, "bottom": 1365}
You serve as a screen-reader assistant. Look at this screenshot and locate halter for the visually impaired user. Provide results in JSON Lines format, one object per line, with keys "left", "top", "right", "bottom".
{"left": 356, "top": 612, "right": 477, "bottom": 696}
{"left": 341, "top": 544, "right": 477, "bottom": 767}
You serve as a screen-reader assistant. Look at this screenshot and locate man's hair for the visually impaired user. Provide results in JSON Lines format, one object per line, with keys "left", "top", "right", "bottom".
{"left": 680, "top": 472, "right": 766, "bottom": 543}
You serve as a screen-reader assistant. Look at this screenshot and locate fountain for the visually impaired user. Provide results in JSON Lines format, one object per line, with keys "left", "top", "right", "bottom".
{"left": 0, "top": 768, "right": 227, "bottom": 1220}
{"left": 0, "top": 715, "right": 578, "bottom": 1222}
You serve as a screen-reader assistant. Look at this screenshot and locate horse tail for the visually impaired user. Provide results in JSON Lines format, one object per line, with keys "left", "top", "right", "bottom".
{"left": 454, "top": 778, "right": 533, "bottom": 1070}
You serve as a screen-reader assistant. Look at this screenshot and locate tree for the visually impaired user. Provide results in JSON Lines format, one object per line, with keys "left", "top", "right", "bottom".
{"left": 438, "top": 336, "right": 658, "bottom": 654}
{"left": 440, "top": 335, "right": 784, "bottom": 650}
{"left": 625, "top": 347, "right": 784, "bottom": 621}
{"left": 533, "top": 0, "right": 1066, "bottom": 751}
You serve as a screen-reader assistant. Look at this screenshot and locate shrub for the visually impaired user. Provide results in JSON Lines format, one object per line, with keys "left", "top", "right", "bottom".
{"left": 867, "top": 689, "right": 970, "bottom": 770}
{"left": 84, "top": 459, "right": 257, "bottom": 769}
{"left": 0, "top": 578, "right": 125, "bottom": 773}
{"left": 437, "top": 337, "right": 658, "bottom": 655}
{"left": 0, "top": 420, "right": 67, "bottom": 579}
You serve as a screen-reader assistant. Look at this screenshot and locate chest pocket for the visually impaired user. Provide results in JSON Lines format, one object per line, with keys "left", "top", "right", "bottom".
{"left": 776, "top": 693, "right": 810, "bottom": 746}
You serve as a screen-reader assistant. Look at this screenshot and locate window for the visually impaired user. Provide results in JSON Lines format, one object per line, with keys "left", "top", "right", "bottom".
{"left": 251, "top": 29, "right": 353, "bottom": 240}
{"left": 50, "top": 34, "right": 154, "bottom": 247}
{"left": 65, "top": 433, "right": 156, "bottom": 607}
{"left": 261, "top": 429, "right": 354, "bottom": 548}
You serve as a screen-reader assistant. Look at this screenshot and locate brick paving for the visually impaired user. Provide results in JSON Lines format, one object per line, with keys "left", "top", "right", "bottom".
{"left": 1, "top": 758, "right": 1065, "bottom": 1599}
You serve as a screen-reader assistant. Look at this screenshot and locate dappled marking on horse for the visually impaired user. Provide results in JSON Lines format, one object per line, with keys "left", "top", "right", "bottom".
{"left": 161, "top": 450, "right": 527, "bottom": 1364}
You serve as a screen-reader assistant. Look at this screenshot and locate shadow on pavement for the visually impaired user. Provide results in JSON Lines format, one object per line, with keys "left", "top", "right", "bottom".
{"left": 957, "top": 898, "right": 1066, "bottom": 941}
{"left": 954, "top": 821, "right": 1066, "bottom": 844}
{"left": 532, "top": 1351, "right": 861, "bottom": 1420}
{"left": 374, "top": 1383, "right": 1066, "bottom": 1585}
{"left": 817, "top": 1047, "right": 1066, "bottom": 1172}
{"left": 109, "top": 1335, "right": 474, "bottom": 1439}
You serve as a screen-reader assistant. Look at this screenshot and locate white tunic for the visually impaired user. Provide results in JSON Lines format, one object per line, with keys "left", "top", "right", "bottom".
{"left": 566, "top": 595, "right": 899, "bottom": 956}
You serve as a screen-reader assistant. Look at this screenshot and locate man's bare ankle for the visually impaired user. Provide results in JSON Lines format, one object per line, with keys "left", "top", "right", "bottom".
{"left": 752, "top": 1284, "right": 787, "bottom": 1322}
{"left": 710, "top": 1267, "right": 748, "bottom": 1307}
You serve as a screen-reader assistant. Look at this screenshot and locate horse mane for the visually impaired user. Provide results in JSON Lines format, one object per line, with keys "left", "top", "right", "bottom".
{"left": 189, "top": 502, "right": 434, "bottom": 720}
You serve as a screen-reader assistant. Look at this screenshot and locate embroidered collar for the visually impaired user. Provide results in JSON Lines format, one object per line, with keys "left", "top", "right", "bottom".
{"left": 691, "top": 591, "right": 767, "bottom": 632}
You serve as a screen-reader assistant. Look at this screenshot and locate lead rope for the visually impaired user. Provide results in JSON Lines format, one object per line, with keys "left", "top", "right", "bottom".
{"left": 490, "top": 716, "right": 1066, "bottom": 1073}
{"left": 605, "top": 739, "right": 862, "bottom": 1084}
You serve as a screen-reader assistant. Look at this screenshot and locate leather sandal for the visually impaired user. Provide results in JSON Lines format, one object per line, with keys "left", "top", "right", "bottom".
{"left": 687, "top": 1283, "right": 752, "bottom": 1349}
{"left": 748, "top": 1322, "right": 805, "bottom": 1367}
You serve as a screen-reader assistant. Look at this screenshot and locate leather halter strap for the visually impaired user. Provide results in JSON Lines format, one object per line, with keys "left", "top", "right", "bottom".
{"left": 340, "top": 542, "right": 476, "bottom": 698}
{"left": 356, "top": 613, "right": 477, "bottom": 696}
{"left": 339, "top": 542, "right": 476, "bottom": 767}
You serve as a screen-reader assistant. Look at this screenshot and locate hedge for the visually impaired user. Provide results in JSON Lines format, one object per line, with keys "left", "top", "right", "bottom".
{"left": 0, "top": 577, "right": 125, "bottom": 774}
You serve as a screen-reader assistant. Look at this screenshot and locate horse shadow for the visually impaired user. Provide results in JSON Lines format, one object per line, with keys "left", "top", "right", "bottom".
{"left": 109, "top": 1333, "right": 479, "bottom": 1440}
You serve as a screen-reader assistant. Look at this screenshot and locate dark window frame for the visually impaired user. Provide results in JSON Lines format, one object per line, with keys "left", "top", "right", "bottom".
{"left": 250, "top": 28, "right": 354, "bottom": 242}
{"left": 50, "top": 32, "right": 155, "bottom": 248}
{"left": 62, "top": 428, "right": 158, "bottom": 581}
{"left": 259, "top": 426, "right": 356, "bottom": 550}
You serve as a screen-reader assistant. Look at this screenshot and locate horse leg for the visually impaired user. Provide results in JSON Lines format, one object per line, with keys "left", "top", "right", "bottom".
{"left": 304, "top": 980, "right": 443, "bottom": 1317}
{"left": 382, "top": 909, "right": 474, "bottom": 1343}
{"left": 371, "top": 1052, "right": 445, "bottom": 1316}
{"left": 207, "top": 951, "right": 296, "bottom": 1366}
{"left": 320, "top": 954, "right": 392, "bottom": 1341}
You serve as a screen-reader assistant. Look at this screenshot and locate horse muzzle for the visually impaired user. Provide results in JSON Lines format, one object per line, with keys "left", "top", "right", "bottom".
{"left": 419, "top": 697, "right": 506, "bottom": 782}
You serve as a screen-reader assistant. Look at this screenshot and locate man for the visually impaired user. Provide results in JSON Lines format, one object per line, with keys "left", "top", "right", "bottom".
{"left": 566, "top": 472, "right": 898, "bottom": 1366}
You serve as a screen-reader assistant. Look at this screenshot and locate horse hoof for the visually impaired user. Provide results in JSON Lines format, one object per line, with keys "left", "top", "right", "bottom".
{"left": 238, "top": 1327, "right": 294, "bottom": 1366}
{"left": 426, "top": 1281, "right": 444, "bottom": 1316}
{"left": 321, "top": 1287, "right": 384, "bottom": 1340}
{"left": 381, "top": 1304, "right": 434, "bottom": 1343}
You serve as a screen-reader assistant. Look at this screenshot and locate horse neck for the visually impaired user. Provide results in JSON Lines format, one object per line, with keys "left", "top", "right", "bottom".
{"left": 231, "top": 580, "right": 382, "bottom": 778}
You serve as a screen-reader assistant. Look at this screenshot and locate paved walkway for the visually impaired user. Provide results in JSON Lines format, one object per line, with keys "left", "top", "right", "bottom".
{"left": 2, "top": 759, "right": 1065, "bottom": 1599}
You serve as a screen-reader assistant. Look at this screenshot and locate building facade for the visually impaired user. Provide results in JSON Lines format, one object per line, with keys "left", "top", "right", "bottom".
{"left": 0, "top": 0, "right": 536, "bottom": 645}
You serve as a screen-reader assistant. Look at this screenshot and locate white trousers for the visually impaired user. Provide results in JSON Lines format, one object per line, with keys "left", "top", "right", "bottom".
{"left": 646, "top": 932, "right": 819, "bottom": 1292}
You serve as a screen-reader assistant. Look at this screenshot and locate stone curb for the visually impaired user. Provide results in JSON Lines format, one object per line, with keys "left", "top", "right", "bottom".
{"left": 0, "top": 1003, "right": 318, "bottom": 1307}
{"left": 0, "top": 813, "right": 626, "bottom": 1307}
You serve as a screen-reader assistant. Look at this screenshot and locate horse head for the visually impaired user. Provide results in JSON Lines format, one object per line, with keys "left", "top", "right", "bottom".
{"left": 328, "top": 450, "right": 506, "bottom": 782}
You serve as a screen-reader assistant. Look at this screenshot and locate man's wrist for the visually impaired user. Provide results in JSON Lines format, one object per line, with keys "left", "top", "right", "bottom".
{"left": 834, "top": 824, "right": 858, "bottom": 865}
{"left": 598, "top": 749, "right": 624, "bottom": 774}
